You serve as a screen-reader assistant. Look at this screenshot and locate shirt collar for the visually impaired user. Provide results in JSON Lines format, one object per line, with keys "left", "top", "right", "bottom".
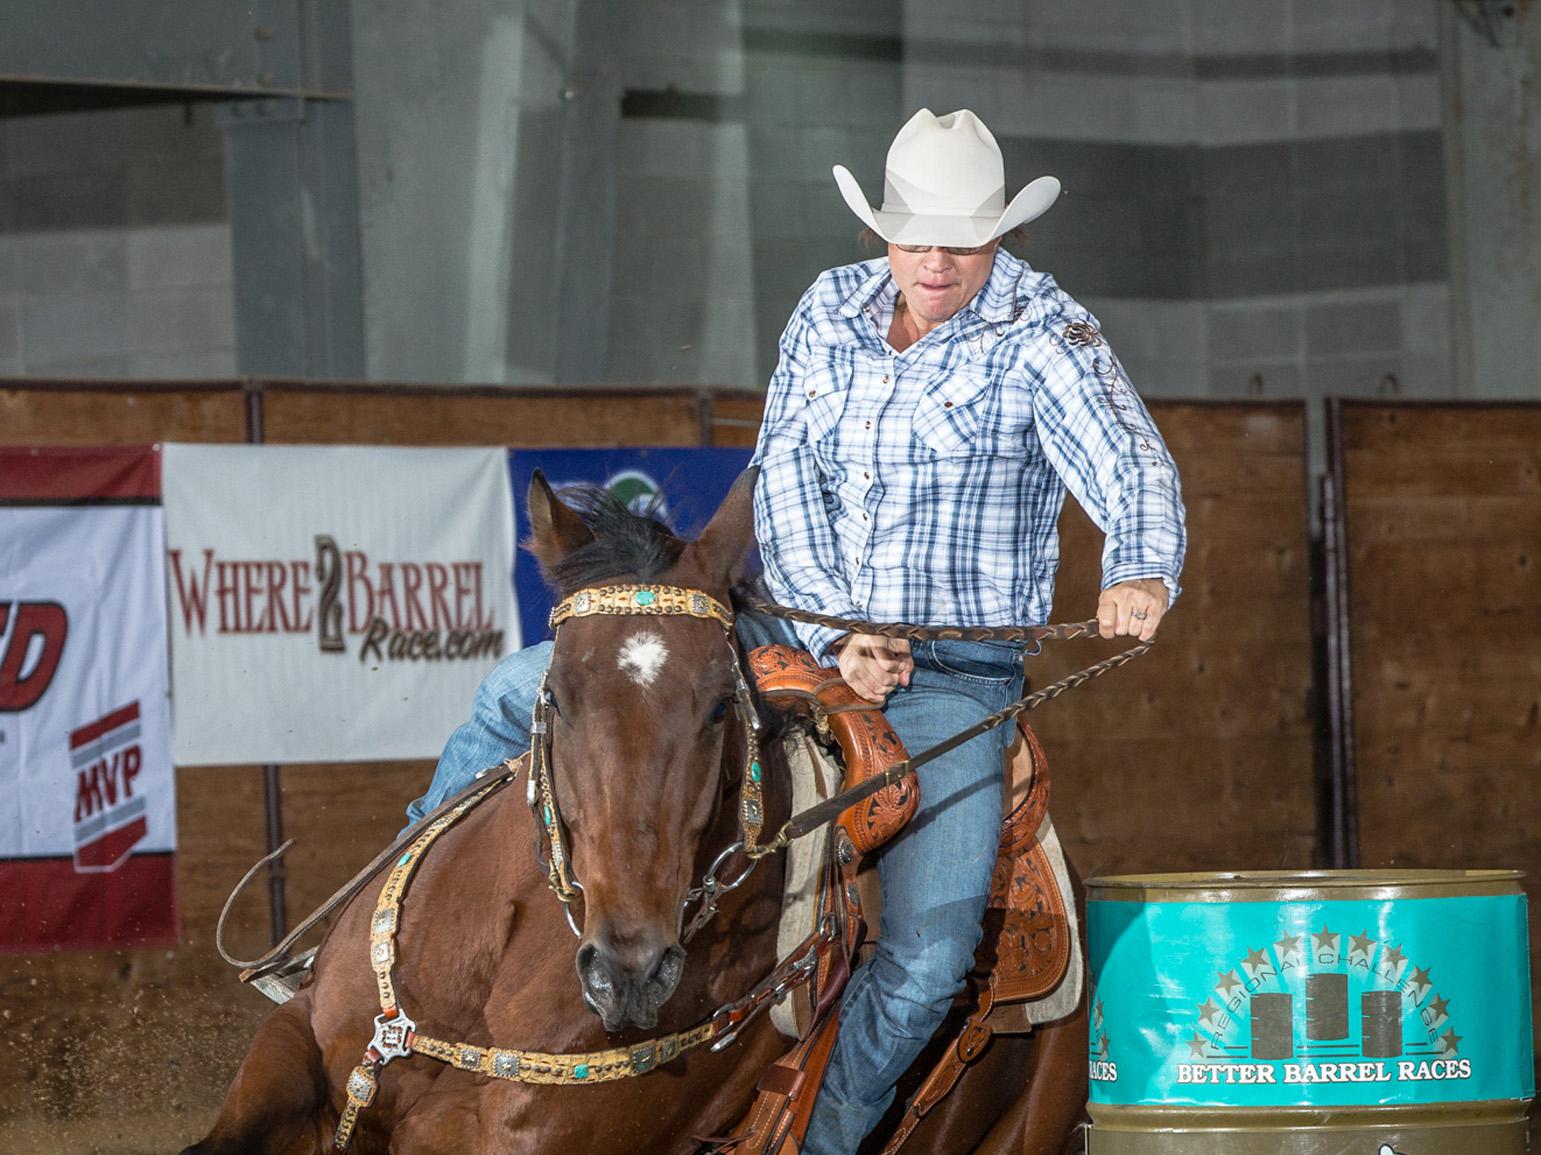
{"left": 837, "top": 250, "right": 1027, "bottom": 325}
{"left": 964, "top": 249, "right": 1026, "bottom": 324}
{"left": 838, "top": 262, "right": 895, "bottom": 319}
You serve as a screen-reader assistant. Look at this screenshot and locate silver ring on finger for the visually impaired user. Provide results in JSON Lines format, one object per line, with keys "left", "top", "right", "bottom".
{"left": 1131, "top": 610, "right": 1148, "bottom": 621}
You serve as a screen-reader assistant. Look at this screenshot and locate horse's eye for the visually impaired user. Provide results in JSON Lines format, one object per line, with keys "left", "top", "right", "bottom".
{"left": 708, "top": 697, "right": 730, "bottom": 725}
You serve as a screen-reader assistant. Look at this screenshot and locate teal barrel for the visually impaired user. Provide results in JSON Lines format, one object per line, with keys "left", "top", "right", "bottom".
{"left": 1085, "top": 871, "right": 1534, "bottom": 1154}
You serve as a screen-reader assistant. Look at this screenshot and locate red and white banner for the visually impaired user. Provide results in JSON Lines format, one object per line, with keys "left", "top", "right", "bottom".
{"left": 162, "top": 445, "right": 517, "bottom": 765}
{"left": 0, "top": 447, "right": 178, "bottom": 951}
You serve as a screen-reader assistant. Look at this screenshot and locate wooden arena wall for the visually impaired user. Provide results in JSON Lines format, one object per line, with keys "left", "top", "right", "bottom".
{"left": 0, "top": 379, "right": 1446, "bottom": 1148}
{"left": 1334, "top": 401, "right": 1541, "bottom": 1041}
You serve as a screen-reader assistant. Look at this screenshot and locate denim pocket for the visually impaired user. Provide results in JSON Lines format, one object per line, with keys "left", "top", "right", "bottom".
{"left": 924, "top": 638, "right": 1024, "bottom": 684}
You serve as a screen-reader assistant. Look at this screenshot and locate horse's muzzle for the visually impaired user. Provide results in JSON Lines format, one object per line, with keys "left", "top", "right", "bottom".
{"left": 576, "top": 938, "right": 686, "bottom": 1031}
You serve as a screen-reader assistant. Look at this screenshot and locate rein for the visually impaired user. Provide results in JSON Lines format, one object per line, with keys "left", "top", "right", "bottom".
{"left": 330, "top": 582, "right": 1149, "bottom": 1149}
{"left": 736, "top": 594, "right": 1152, "bottom": 856}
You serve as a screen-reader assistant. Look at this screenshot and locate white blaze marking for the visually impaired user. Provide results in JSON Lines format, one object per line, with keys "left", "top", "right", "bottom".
{"left": 618, "top": 631, "right": 669, "bottom": 687}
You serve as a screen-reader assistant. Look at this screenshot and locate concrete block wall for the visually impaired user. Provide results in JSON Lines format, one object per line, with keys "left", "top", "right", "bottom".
{"left": 0, "top": 1, "right": 1452, "bottom": 404}
{"left": 609, "top": 0, "right": 1450, "bottom": 413}
{"left": 0, "top": 104, "right": 235, "bottom": 380}
{"left": 921, "top": 0, "right": 1449, "bottom": 406}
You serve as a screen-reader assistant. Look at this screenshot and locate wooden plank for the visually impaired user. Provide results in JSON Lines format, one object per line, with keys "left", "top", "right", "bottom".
{"left": 262, "top": 388, "right": 704, "bottom": 447}
{"left": 0, "top": 384, "right": 247, "bottom": 443}
{"left": 710, "top": 394, "right": 765, "bottom": 449}
{"left": 1341, "top": 404, "right": 1541, "bottom": 457}
{"left": 1344, "top": 445, "right": 1541, "bottom": 497}
{"left": 1346, "top": 495, "right": 1541, "bottom": 543}
{"left": 1156, "top": 405, "right": 1306, "bottom": 457}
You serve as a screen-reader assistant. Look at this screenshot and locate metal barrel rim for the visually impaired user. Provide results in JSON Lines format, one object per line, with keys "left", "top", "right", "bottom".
{"left": 1086, "top": 868, "right": 1526, "bottom": 903}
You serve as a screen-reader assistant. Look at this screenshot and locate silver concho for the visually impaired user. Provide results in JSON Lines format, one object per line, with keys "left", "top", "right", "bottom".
{"left": 347, "top": 1067, "right": 377, "bottom": 1105}
{"left": 492, "top": 1051, "right": 522, "bottom": 1078}
{"left": 370, "top": 1010, "right": 416, "bottom": 1063}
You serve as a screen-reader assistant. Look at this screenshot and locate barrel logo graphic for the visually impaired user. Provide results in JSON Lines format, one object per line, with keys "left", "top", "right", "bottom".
{"left": 1162, "top": 925, "right": 1468, "bottom": 1088}
{"left": 70, "top": 702, "right": 147, "bottom": 873}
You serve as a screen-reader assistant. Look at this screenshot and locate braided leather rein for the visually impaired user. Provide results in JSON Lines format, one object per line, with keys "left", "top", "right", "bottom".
{"left": 744, "top": 595, "right": 1110, "bottom": 643}
{"left": 741, "top": 594, "right": 1153, "bottom": 855}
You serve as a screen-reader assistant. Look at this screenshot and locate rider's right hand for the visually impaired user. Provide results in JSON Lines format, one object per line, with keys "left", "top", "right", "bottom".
{"left": 832, "top": 633, "right": 913, "bottom": 703}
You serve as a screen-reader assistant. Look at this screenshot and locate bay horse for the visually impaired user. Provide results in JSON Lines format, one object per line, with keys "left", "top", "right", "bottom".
{"left": 181, "top": 469, "right": 1087, "bottom": 1155}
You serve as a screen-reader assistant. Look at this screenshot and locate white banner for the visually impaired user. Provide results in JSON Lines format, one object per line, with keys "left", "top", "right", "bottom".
{"left": 163, "top": 445, "right": 517, "bottom": 765}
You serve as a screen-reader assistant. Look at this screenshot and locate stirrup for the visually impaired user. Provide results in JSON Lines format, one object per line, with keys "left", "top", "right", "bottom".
{"left": 246, "top": 946, "right": 318, "bottom": 1005}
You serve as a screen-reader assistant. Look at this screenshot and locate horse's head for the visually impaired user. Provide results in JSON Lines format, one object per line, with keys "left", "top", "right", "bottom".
{"left": 526, "top": 468, "right": 758, "bottom": 1031}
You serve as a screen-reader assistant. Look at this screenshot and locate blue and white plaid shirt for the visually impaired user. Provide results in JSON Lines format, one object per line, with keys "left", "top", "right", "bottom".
{"left": 750, "top": 249, "right": 1186, "bottom": 662}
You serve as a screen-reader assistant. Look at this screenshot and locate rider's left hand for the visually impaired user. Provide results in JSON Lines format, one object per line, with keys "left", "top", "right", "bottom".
{"left": 1097, "top": 578, "right": 1168, "bottom": 642}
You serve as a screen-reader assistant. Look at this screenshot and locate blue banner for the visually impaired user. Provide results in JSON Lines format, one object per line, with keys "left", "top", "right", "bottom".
{"left": 507, "top": 448, "right": 753, "bottom": 647}
{"left": 1088, "top": 893, "right": 1534, "bottom": 1108}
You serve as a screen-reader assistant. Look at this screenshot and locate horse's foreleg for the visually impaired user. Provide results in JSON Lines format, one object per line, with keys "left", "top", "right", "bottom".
{"left": 178, "top": 996, "right": 330, "bottom": 1155}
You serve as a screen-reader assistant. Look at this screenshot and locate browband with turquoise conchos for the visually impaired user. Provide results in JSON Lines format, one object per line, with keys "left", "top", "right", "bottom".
{"left": 549, "top": 583, "right": 735, "bottom": 631}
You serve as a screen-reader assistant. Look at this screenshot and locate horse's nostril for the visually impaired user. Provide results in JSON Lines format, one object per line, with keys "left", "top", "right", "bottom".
{"left": 651, "top": 945, "right": 685, "bottom": 993}
{"left": 576, "top": 943, "right": 613, "bottom": 996}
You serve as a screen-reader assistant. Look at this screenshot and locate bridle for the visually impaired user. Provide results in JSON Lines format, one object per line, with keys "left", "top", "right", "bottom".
{"left": 329, "top": 582, "right": 1152, "bottom": 1148}
{"left": 530, "top": 582, "right": 771, "bottom": 943}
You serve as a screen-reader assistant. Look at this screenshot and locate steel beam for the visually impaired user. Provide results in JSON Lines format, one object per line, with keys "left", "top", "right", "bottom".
{"left": 0, "top": 0, "right": 350, "bottom": 99}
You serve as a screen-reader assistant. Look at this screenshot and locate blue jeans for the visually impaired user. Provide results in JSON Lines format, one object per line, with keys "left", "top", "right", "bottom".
{"left": 405, "top": 623, "right": 1023, "bottom": 1155}
{"left": 799, "top": 637, "right": 1022, "bottom": 1154}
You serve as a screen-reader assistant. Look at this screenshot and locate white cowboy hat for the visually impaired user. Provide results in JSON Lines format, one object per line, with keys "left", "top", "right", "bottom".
{"left": 833, "top": 108, "right": 1060, "bottom": 248}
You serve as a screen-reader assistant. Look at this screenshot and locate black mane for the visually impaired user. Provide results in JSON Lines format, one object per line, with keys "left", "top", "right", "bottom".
{"left": 539, "top": 484, "right": 686, "bottom": 592}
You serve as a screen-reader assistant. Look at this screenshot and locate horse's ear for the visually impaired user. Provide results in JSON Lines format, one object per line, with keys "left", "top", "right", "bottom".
{"left": 692, "top": 466, "right": 759, "bottom": 585}
{"left": 527, "top": 470, "right": 594, "bottom": 570}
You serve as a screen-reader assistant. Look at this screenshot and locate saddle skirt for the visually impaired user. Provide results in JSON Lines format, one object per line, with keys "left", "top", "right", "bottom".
{"left": 747, "top": 645, "right": 1082, "bottom": 1039}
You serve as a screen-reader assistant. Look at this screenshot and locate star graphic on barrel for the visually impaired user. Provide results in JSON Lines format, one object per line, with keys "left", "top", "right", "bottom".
{"left": 1427, "top": 993, "right": 1451, "bottom": 1022}
{"left": 1187, "top": 1032, "right": 1207, "bottom": 1058}
{"left": 1439, "top": 1028, "right": 1463, "bottom": 1055}
{"left": 1197, "top": 998, "right": 1221, "bottom": 1026}
{"left": 1408, "top": 965, "right": 1433, "bottom": 997}
{"left": 1274, "top": 932, "right": 1303, "bottom": 958}
{"left": 1349, "top": 930, "right": 1377, "bottom": 956}
{"left": 1312, "top": 925, "right": 1338, "bottom": 952}
{"left": 1095, "top": 998, "right": 1104, "bottom": 1029}
{"left": 1242, "top": 945, "right": 1270, "bottom": 973}
{"left": 1098, "top": 1033, "right": 1111, "bottom": 1060}
{"left": 1215, "top": 969, "right": 1243, "bottom": 998}
{"left": 1382, "top": 943, "right": 1407, "bottom": 969}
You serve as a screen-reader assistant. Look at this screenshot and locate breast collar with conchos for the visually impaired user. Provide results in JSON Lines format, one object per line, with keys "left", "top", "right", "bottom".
{"left": 532, "top": 583, "right": 770, "bottom": 943}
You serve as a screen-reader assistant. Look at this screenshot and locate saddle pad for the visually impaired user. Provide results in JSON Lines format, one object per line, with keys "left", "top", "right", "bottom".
{"left": 770, "top": 729, "right": 837, "bottom": 1039}
{"left": 769, "top": 732, "right": 1082, "bottom": 1038}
